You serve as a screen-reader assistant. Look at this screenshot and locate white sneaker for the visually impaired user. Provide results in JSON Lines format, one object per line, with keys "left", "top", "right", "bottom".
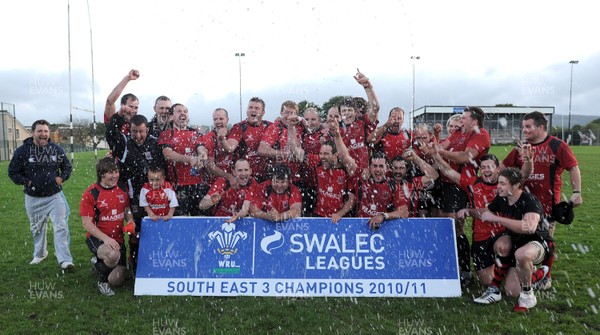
{"left": 30, "top": 250, "right": 49, "bottom": 265}
{"left": 536, "top": 277, "right": 552, "bottom": 291}
{"left": 97, "top": 281, "right": 115, "bottom": 296}
{"left": 60, "top": 261, "right": 75, "bottom": 271}
{"left": 514, "top": 291, "right": 537, "bottom": 312}
{"left": 474, "top": 286, "right": 502, "bottom": 304}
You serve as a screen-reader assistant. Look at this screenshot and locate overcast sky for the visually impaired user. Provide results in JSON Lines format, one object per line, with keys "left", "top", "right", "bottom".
{"left": 1, "top": 0, "right": 598, "bottom": 128}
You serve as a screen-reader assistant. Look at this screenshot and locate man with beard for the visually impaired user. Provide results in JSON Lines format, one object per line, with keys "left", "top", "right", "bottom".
{"left": 356, "top": 152, "right": 409, "bottom": 230}
{"left": 158, "top": 103, "right": 208, "bottom": 216}
{"left": 9, "top": 119, "right": 75, "bottom": 270}
{"left": 219, "top": 97, "right": 273, "bottom": 182}
{"left": 388, "top": 150, "right": 438, "bottom": 218}
{"left": 199, "top": 158, "right": 259, "bottom": 223}
{"left": 501, "top": 111, "right": 582, "bottom": 290}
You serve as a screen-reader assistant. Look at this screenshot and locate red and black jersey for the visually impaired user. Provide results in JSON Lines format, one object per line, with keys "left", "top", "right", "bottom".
{"left": 207, "top": 177, "right": 259, "bottom": 217}
{"left": 261, "top": 120, "right": 305, "bottom": 183}
{"left": 440, "top": 131, "right": 469, "bottom": 183}
{"left": 460, "top": 128, "right": 491, "bottom": 179}
{"left": 253, "top": 180, "right": 302, "bottom": 213}
{"left": 104, "top": 113, "right": 130, "bottom": 135}
{"left": 306, "top": 154, "right": 355, "bottom": 218}
{"left": 357, "top": 178, "right": 396, "bottom": 218}
{"left": 339, "top": 119, "right": 376, "bottom": 170}
{"left": 459, "top": 174, "right": 505, "bottom": 242}
{"left": 502, "top": 135, "right": 578, "bottom": 216}
{"left": 158, "top": 128, "right": 204, "bottom": 186}
{"left": 302, "top": 126, "right": 324, "bottom": 155}
{"left": 202, "top": 129, "right": 236, "bottom": 182}
{"left": 229, "top": 120, "right": 272, "bottom": 181}
{"left": 139, "top": 181, "right": 178, "bottom": 217}
{"left": 80, "top": 182, "right": 130, "bottom": 244}
{"left": 377, "top": 129, "right": 412, "bottom": 161}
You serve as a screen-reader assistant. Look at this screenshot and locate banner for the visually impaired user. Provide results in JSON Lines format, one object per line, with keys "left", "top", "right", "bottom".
{"left": 134, "top": 217, "right": 460, "bottom": 297}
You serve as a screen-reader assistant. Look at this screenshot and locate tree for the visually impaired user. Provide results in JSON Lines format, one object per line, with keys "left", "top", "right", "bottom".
{"left": 89, "top": 121, "right": 106, "bottom": 150}
{"left": 321, "top": 95, "right": 352, "bottom": 119}
{"left": 61, "top": 117, "right": 101, "bottom": 150}
{"left": 297, "top": 100, "right": 321, "bottom": 116}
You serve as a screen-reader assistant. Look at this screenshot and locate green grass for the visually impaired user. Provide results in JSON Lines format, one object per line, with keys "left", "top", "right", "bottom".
{"left": 1, "top": 147, "right": 599, "bottom": 334}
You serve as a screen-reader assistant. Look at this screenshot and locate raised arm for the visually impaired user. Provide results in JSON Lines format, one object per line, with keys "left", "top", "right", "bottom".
{"left": 354, "top": 68, "right": 380, "bottom": 124}
{"left": 432, "top": 151, "right": 460, "bottom": 185}
{"left": 330, "top": 120, "right": 358, "bottom": 177}
{"left": 366, "top": 120, "right": 388, "bottom": 145}
{"left": 104, "top": 69, "right": 139, "bottom": 121}
{"left": 404, "top": 149, "right": 439, "bottom": 187}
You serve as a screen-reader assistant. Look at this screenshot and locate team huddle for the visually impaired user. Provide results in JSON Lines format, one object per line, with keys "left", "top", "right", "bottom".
{"left": 10, "top": 69, "right": 582, "bottom": 311}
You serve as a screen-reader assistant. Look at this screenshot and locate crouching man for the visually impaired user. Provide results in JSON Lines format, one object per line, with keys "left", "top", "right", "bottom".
{"left": 80, "top": 158, "right": 135, "bottom": 296}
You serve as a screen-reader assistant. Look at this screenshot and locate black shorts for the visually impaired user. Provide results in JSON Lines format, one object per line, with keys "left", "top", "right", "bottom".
{"left": 418, "top": 189, "right": 436, "bottom": 211}
{"left": 86, "top": 236, "right": 127, "bottom": 266}
{"left": 437, "top": 181, "right": 469, "bottom": 213}
{"left": 471, "top": 233, "right": 509, "bottom": 271}
{"left": 175, "top": 183, "right": 209, "bottom": 216}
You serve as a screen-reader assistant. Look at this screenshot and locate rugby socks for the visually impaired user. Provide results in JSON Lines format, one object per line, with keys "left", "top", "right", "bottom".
{"left": 457, "top": 234, "right": 471, "bottom": 273}
{"left": 94, "top": 260, "right": 112, "bottom": 282}
{"left": 542, "top": 247, "right": 555, "bottom": 279}
{"left": 490, "top": 255, "right": 512, "bottom": 288}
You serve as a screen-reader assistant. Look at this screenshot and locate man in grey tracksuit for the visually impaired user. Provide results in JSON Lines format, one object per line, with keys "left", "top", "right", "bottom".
{"left": 8, "top": 119, "right": 74, "bottom": 270}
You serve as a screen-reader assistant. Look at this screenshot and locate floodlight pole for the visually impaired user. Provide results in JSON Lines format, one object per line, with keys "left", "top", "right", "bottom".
{"left": 567, "top": 60, "right": 579, "bottom": 141}
{"left": 235, "top": 52, "right": 245, "bottom": 122}
{"left": 411, "top": 56, "right": 420, "bottom": 130}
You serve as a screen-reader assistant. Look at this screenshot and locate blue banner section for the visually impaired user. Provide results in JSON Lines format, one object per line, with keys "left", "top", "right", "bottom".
{"left": 135, "top": 217, "right": 460, "bottom": 297}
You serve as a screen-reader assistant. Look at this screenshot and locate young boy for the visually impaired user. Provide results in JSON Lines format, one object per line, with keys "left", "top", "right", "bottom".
{"left": 139, "top": 166, "right": 178, "bottom": 221}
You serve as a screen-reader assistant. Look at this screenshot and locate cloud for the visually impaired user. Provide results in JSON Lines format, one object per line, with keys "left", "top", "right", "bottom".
{"left": 2, "top": 53, "right": 599, "bottom": 129}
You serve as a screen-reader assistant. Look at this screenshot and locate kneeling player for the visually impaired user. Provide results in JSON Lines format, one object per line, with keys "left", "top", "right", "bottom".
{"left": 80, "top": 158, "right": 135, "bottom": 296}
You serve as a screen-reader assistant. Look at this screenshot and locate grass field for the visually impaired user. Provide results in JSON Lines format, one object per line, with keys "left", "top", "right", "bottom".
{"left": 1, "top": 146, "right": 599, "bottom": 334}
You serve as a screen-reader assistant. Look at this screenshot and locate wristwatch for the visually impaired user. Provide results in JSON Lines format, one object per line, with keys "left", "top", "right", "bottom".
{"left": 382, "top": 213, "right": 389, "bottom": 220}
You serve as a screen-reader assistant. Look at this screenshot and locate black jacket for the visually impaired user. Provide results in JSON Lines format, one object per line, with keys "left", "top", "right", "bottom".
{"left": 8, "top": 138, "right": 72, "bottom": 197}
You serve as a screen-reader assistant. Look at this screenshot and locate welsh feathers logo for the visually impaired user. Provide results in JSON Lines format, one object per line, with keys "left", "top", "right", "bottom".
{"left": 261, "top": 230, "right": 284, "bottom": 255}
{"left": 208, "top": 222, "right": 247, "bottom": 258}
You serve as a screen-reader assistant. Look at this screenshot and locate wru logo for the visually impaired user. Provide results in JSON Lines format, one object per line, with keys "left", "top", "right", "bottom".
{"left": 208, "top": 222, "right": 247, "bottom": 259}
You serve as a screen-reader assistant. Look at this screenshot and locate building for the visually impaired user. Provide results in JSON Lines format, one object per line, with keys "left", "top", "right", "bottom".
{"left": 0, "top": 104, "right": 31, "bottom": 161}
{"left": 412, "top": 105, "right": 554, "bottom": 144}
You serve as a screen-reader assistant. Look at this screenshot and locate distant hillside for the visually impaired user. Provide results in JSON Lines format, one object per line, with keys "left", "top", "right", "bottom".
{"left": 551, "top": 114, "right": 597, "bottom": 128}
